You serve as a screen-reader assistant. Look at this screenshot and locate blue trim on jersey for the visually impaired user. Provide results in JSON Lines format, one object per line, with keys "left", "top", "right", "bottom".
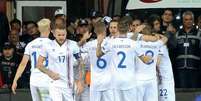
{"left": 74, "top": 53, "right": 81, "bottom": 59}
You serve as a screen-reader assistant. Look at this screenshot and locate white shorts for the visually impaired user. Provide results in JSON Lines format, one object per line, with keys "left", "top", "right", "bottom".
{"left": 136, "top": 79, "right": 158, "bottom": 101}
{"left": 158, "top": 80, "right": 175, "bottom": 101}
{"left": 90, "top": 89, "right": 114, "bottom": 101}
{"left": 114, "top": 87, "right": 137, "bottom": 101}
{"left": 49, "top": 84, "right": 74, "bottom": 101}
{"left": 75, "top": 85, "right": 90, "bottom": 101}
{"left": 30, "top": 85, "right": 51, "bottom": 101}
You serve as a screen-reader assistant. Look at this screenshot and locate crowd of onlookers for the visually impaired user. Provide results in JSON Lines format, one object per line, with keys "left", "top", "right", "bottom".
{"left": 0, "top": 8, "right": 201, "bottom": 89}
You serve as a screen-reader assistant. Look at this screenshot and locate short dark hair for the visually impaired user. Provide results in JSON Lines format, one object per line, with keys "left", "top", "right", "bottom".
{"left": 147, "top": 14, "right": 161, "bottom": 28}
{"left": 118, "top": 18, "right": 130, "bottom": 34}
{"left": 162, "top": 9, "right": 174, "bottom": 16}
{"left": 27, "top": 21, "right": 38, "bottom": 28}
{"left": 10, "top": 19, "right": 21, "bottom": 26}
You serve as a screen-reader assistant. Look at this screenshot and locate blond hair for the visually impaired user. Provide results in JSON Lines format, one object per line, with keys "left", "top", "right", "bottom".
{"left": 37, "top": 18, "right": 51, "bottom": 33}
{"left": 94, "top": 21, "right": 106, "bottom": 35}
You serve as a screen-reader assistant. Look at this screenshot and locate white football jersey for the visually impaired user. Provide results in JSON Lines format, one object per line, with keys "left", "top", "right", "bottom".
{"left": 24, "top": 37, "right": 51, "bottom": 87}
{"left": 135, "top": 40, "right": 164, "bottom": 80}
{"left": 102, "top": 37, "right": 138, "bottom": 90}
{"left": 81, "top": 38, "right": 113, "bottom": 91}
{"left": 158, "top": 45, "right": 174, "bottom": 81}
{"left": 40, "top": 40, "right": 80, "bottom": 88}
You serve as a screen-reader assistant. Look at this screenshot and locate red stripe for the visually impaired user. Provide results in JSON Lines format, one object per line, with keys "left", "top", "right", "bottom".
{"left": 67, "top": 42, "right": 72, "bottom": 89}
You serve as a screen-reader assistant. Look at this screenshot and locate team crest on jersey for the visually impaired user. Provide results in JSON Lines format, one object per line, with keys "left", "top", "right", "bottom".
{"left": 52, "top": 49, "right": 55, "bottom": 52}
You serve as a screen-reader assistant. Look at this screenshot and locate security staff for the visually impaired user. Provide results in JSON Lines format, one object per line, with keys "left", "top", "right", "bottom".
{"left": 175, "top": 11, "right": 201, "bottom": 88}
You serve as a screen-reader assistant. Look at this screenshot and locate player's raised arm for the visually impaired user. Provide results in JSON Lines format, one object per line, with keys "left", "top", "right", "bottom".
{"left": 95, "top": 21, "right": 107, "bottom": 58}
{"left": 12, "top": 55, "right": 29, "bottom": 94}
{"left": 96, "top": 34, "right": 105, "bottom": 58}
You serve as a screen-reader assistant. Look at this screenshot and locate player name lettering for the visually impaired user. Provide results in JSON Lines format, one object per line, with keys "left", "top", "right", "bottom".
{"left": 113, "top": 45, "right": 131, "bottom": 48}
{"left": 140, "top": 45, "right": 157, "bottom": 49}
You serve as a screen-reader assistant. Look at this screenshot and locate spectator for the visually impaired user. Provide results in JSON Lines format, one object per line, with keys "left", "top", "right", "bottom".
{"left": 8, "top": 30, "right": 26, "bottom": 56}
{"left": 161, "top": 9, "right": 175, "bottom": 33}
{"left": 0, "top": 42, "right": 21, "bottom": 88}
{"left": 175, "top": 11, "right": 201, "bottom": 88}
{"left": 20, "top": 21, "right": 40, "bottom": 44}
{"left": 197, "top": 15, "right": 201, "bottom": 30}
{"left": 0, "top": 12, "right": 9, "bottom": 55}
{"left": 112, "top": 15, "right": 121, "bottom": 21}
{"left": 109, "top": 20, "right": 119, "bottom": 37}
{"left": 54, "top": 9, "right": 66, "bottom": 20}
{"left": 10, "top": 19, "right": 22, "bottom": 35}
{"left": 130, "top": 18, "right": 142, "bottom": 33}
{"left": 75, "top": 19, "right": 90, "bottom": 41}
{"left": 147, "top": 14, "right": 162, "bottom": 33}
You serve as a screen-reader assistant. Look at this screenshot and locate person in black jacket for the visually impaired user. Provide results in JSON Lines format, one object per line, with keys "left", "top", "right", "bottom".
{"left": 0, "top": 42, "right": 20, "bottom": 88}
{"left": 175, "top": 11, "right": 201, "bottom": 88}
{"left": 0, "top": 12, "right": 10, "bottom": 55}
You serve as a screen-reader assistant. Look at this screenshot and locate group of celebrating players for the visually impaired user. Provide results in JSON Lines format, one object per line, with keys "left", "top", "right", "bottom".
{"left": 9, "top": 16, "right": 175, "bottom": 101}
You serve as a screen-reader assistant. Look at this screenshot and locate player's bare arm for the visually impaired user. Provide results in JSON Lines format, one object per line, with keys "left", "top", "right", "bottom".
{"left": 37, "top": 55, "right": 60, "bottom": 80}
{"left": 12, "top": 55, "right": 29, "bottom": 94}
{"left": 75, "top": 57, "right": 85, "bottom": 95}
{"left": 96, "top": 34, "right": 105, "bottom": 58}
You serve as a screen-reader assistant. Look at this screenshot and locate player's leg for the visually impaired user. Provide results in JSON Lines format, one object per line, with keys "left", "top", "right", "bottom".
{"left": 114, "top": 87, "right": 137, "bottom": 101}
{"left": 121, "top": 87, "right": 137, "bottom": 101}
{"left": 144, "top": 79, "right": 158, "bottom": 101}
{"left": 136, "top": 80, "right": 146, "bottom": 101}
{"left": 90, "top": 89, "right": 101, "bottom": 101}
{"left": 102, "top": 89, "right": 114, "bottom": 101}
{"left": 38, "top": 87, "right": 51, "bottom": 101}
{"left": 158, "top": 80, "right": 175, "bottom": 101}
{"left": 49, "top": 84, "right": 62, "bottom": 101}
{"left": 62, "top": 88, "right": 74, "bottom": 101}
{"left": 30, "top": 85, "right": 41, "bottom": 101}
{"left": 80, "top": 86, "right": 90, "bottom": 101}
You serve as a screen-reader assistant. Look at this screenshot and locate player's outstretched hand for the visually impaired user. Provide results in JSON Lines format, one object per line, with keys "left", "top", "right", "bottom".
{"left": 11, "top": 81, "right": 17, "bottom": 94}
{"left": 49, "top": 72, "right": 60, "bottom": 80}
{"left": 75, "top": 80, "right": 84, "bottom": 95}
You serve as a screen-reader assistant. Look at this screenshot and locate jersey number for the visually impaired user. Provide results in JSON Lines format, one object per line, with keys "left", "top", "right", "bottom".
{"left": 117, "top": 51, "right": 126, "bottom": 68}
{"left": 96, "top": 51, "right": 126, "bottom": 69}
{"left": 32, "top": 51, "right": 48, "bottom": 67}
{"left": 160, "top": 89, "right": 168, "bottom": 96}
{"left": 145, "top": 50, "right": 154, "bottom": 65}
{"left": 58, "top": 56, "right": 66, "bottom": 63}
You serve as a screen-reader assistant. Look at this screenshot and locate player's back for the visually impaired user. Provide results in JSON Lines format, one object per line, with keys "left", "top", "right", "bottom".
{"left": 107, "top": 37, "right": 136, "bottom": 90}
{"left": 81, "top": 39, "right": 113, "bottom": 91}
{"left": 24, "top": 37, "right": 51, "bottom": 87}
{"left": 25, "top": 38, "right": 51, "bottom": 72}
{"left": 135, "top": 40, "right": 163, "bottom": 80}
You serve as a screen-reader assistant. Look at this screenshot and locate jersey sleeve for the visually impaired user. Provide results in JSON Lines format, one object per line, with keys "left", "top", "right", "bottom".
{"left": 24, "top": 43, "right": 31, "bottom": 56}
{"left": 157, "top": 40, "right": 164, "bottom": 47}
{"left": 159, "top": 45, "right": 165, "bottom": 55}
{"left": 101, "top": 38, "right": 112, "bottom": 54}
{"left": 72, "top": 42, "right": 81, "bottom": 60}
{"left": 134, "top": 41, "right": 144, "bottom": 57}
{"left": 80, "top": 42, "right": 91, "bottom": 53}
